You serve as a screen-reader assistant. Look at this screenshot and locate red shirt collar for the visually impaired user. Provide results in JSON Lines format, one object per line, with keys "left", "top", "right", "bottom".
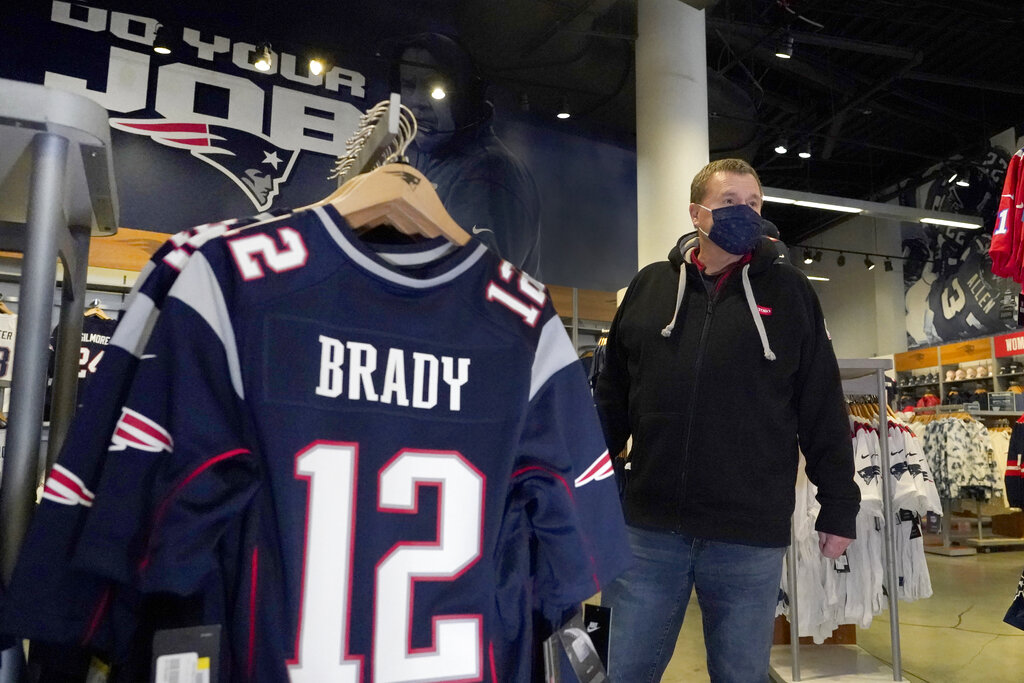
{"left": 692, "top": 249, "right": 753, "bottom": 274}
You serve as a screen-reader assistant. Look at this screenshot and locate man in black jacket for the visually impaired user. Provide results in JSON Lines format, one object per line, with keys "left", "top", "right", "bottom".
{"left": 595, "top": 158, "right": 859, "bottom": 682}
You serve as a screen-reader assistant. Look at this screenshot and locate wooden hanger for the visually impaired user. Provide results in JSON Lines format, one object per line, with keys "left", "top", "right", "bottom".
{"left": 84, "top": 298, "right": 112, "bottom": 320}
{"left": 318, "top": 163, "right": 471, "bottom": 245}
{"left": 302, "top": 98, "right": 470, "bottom": 246}
{"left": 0, "top": 296, "right": 12, "bottom": 316}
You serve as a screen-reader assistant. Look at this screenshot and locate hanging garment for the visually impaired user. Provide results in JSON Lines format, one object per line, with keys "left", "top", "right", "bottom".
{"left": 2, "top": 206, "right": 631, "bottom": 682}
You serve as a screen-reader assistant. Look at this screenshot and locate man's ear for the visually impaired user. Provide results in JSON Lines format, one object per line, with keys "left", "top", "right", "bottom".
{"left": 688, "top": 203, "right": 701, "bottom": 228}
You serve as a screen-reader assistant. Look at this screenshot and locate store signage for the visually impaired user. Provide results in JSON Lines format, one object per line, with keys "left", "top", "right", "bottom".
{"left": 42, "top": 1, "right": 369, "bottom": 210}
{"left": 995, "top": 330, "right": 1024, "bottom": 358}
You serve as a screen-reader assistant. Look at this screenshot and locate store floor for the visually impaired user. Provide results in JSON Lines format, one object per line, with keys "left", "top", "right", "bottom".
{"left": 652, "top": 550, "right": 1024, "bottom": 682}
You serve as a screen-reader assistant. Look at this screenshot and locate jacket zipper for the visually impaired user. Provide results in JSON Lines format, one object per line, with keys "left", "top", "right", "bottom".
{"left": 679, "top": 274, "right": 716, "bottom": 514}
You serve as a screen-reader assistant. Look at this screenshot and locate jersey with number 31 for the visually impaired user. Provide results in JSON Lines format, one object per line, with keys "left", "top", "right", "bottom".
{"left": 72, "top": 205, "right": 629, "bottom": 682}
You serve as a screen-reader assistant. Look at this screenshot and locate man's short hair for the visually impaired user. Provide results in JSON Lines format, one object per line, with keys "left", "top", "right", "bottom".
{"left": 690, "top": 159, "right": 763, "bottom": 203}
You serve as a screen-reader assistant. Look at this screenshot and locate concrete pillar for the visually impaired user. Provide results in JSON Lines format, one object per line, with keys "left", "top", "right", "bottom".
{"left": 635, "top": 0, "right": 710, "bottom": 269}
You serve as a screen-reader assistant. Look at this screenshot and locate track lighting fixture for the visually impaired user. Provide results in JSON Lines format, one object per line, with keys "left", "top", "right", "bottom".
{"left": 557, "top": 97, "right": 571, "bottom": 120}
{"left": 775, "top": 33, "right": 794, "bottom": 59}
{"left": 774, "top": 138, "right": 789, "bottom": 155}
{"left": 251, "top": 42, "right": 273, "bottom": 72}
{"left": 884, "top": 259, "right": 894, "bottom": 272}
{"left": 430, "top": 84, "right": 447, "bottom": 100}
{"left": 153, "top": 24, "right": 173, "bottom": 54}
{"left": 813, "top": 250, "right": 822, "bottom": 262}
{"left": 308, "top": 57, "right": 325, "bottom": 76}
{"left": 803, "top": 249, "right": 814, "bottom": 265}
{"left": 837, "top": 253, "right": 845, "bottom": 267}
{"left": 798, "top": 141, "right": 812, "bottom": 159}
{"left": 864, "top": 255, "right": 875, "bottom": 271}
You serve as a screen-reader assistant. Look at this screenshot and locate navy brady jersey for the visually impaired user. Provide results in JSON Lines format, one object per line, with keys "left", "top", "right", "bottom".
{"left": 68, "top": 205, "right": 627, "bottom": 681}
{"left": 1, "top": 213, "right": 281, "bottom": 659}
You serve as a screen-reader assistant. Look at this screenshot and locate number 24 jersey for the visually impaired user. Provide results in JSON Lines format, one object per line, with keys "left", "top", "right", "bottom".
{"left": 72, "top": 205, "right": 629, "bottom": 681}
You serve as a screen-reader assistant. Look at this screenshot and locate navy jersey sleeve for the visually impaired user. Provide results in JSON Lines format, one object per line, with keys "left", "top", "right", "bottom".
{"left": 0, "top": 214, "right": 274, "bottom": 649}
{"left": 72, "top": 253, "right": 261, "bottom": 594}
{"left": 511, "top": 316, "right": 629, "bottom": 621}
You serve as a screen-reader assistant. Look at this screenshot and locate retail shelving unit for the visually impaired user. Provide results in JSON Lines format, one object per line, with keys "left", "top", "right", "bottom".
{"left": 0, "top": 78, "right": 118, "bottom": 679}
{"left": 770, "top": 358, "right": 909, "bottom": 682}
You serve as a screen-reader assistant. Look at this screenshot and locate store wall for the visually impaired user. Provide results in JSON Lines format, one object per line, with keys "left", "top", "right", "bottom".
{"left": 795, "top": 215, "right": 906, "bottom": 360}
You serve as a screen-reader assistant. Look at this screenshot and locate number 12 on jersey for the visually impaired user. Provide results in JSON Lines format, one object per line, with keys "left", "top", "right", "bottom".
{"left": 288, "top": 442, "right": 485, "bottom": 683}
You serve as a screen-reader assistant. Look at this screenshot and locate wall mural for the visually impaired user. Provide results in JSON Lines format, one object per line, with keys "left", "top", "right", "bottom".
{"left": 902, "top": 143, "right": 1018, "bottom": 348}
{"left": 2, "top": 1, "right": 638, "bottom": 291}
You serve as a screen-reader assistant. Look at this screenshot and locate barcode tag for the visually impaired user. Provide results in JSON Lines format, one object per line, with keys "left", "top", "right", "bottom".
{"left": 152, "top": 625, "right": 220, "bottom": 683}
{"left": 155, "top": 652, "right": 198, "bottom": 683}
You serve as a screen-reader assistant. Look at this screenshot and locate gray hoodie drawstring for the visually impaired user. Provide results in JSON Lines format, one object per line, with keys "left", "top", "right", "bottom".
{"left": 660, "top": 266, "right": 687, "bottom": 338}
{"left": 740, "top": 263, "right": 777, "bottom": 361}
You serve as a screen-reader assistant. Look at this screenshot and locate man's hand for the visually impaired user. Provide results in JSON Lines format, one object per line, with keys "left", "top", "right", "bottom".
{"left": 818, "top": 532, "right": 853, "bottom": 559}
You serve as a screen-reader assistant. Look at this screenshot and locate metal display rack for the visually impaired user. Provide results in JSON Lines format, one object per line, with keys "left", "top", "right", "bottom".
{"left": 0, "top": 78, "right": 118, "bottom": 679}
{"left": 770, "top": 358, "right": 908, "bottom": 682}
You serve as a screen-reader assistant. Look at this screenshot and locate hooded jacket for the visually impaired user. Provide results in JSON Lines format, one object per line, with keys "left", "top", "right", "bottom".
{"left": 595, "top": 234, "right": 860, "bottom": 547}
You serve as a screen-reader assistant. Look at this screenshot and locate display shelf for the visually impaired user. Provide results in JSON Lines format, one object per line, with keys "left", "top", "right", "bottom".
{"left": 966, "top": 537, "right": 1024, "bottom": 551}
{"left": 769, "top": 644, "right": 910, "bottom": 683}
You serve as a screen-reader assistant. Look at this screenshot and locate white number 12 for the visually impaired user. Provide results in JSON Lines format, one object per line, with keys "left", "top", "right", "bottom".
{"left": 288, "top": 442, "right": 485, "bottom": 683}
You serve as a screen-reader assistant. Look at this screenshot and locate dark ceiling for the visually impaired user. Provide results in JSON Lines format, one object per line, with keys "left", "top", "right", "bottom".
{"left": 88, "top": 0, "right": 1024, "bottom": 244}
{"left": 451, "top": 0, "right": 1024, "bottom": 244}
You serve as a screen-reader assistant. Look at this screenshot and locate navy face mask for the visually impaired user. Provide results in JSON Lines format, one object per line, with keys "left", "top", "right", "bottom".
{"left": 697, "top": 203, "right": 764, "bottom": 255}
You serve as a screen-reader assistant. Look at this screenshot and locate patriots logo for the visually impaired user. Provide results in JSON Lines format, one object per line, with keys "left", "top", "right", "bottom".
{"left": 109, "top": 407, "right": 174, "bottom": 453}
{"left": 110, "top": 118, "right": 298, "bottom": 211}
{"left": 857, "top": 464, "right": 881, "bottom": 485}
{"left": 575, "top": 450, "right": 614, "bottom": 488}
{"left": 386, "top": 169, "right": 421, "bottom": 187}
{"left": 890, "top": 461, "right": 909, "bottom": 480}
{"left": 41, "top": 464, "right": 95, "bottom": 507}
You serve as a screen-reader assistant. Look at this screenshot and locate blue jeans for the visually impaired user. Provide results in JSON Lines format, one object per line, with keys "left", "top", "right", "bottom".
{"left": 601, "top": 526, "right": 786, "bottom": 683}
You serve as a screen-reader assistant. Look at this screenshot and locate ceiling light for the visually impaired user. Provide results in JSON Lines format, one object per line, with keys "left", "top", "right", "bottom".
{"left": 774, "top": 138, "right": 789, "bottom": 155}
{"left": 309, "top": 58, "right": 325, "bottom": 76}
{"left": 884, "top": 259, "right": 894, "bottom": 271}
{"left": 837, "top": 253, "right": 846, "bottom": 266}
{"left": 956, "top": 176, "right": 970, "bottom": 187}
{"left": 798, "top": 141, "right": 811, "bottom": 159}
{"left": 557, "top": 97, "right": 571, "bottom": 120}
{"left": 803, "top": 249, "right": 814, "bottom": 265}
{"left": 153, "top": 24, "right": 173, "bottom": 54}
{"left": 430, "top": 85, "right": 447, "bottom": 100}
{"left": 864, "top": 255, "right": 875, "bottom": 270}
{"left": 763, "top": 195, "right": 796, "bottom": 205}
{"left": 793, "top": 200, "right": 863, "bottom": 214}
{"left": 919, "top": 217, "right": 982, "bottom": 230}
{"left": 813, "top": 250, "right": 822, "bottom": 262}
{"left": 775, "top": 33, "right": 794, "bottom": 59}
{"left": 806, "top": 275, "right": 830, "bottom": 282}
{"left": 251, "top": 42, "right": 273, "bottom": 72}
{"left": 948, "top": 172, "right": 959, "bottom": 184}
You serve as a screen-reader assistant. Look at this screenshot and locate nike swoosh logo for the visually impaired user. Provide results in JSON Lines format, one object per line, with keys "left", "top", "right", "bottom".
{"left": 471, "top": 225, "right": 494, "bottom": 236}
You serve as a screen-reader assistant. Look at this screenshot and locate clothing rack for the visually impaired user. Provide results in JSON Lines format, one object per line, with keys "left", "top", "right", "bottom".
{"left": 771, "top": 358, "right": 907, "bottom": 682}
{"left": 0, "top": 78, "right": 118, "bottom": 680}
{"left": 911, "top": 408, "right": 1024, "bottom": 554}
